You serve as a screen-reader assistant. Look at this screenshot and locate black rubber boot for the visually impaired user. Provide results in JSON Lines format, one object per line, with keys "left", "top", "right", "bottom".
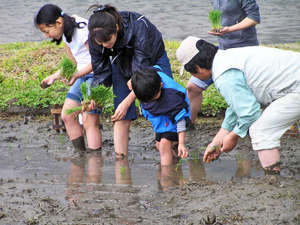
{"left": 263, "top": 161, "right": 281, "bottom": 175}
{"left": 71, "top": 136, "right": 86, "bottom": 152}
{"left": 86, "top": 147, "right": 102, "bottom": 153}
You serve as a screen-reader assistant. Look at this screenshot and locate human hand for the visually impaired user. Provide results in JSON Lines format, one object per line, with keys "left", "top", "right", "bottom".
{"left": 220, "top": 132, "right": 238, "bottom": 153}
{"left": 177, "top": 143, "right": 188, "bottom": 159}
{"left": 127, "top": 79, "right": 132, "bottom": 91}
{"left": 111, "top": 101, "right": 129, "bottom": 122}
{"left": 208, "top": 26, "right": 231, "bottom": 36}
{"left": 203, "top": 144, "right": 221, "bottom": 163}
{"left": 68, "top": 73, "right": 79, "bottom": 86}
{"left": 40, "top": 73, "right": 59, "bottom": 89}
{"left": 82, "top": 100, "right": 96, "bottom": 112}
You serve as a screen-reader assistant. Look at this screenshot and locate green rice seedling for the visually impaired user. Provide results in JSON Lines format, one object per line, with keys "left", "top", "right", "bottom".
{"left": 66, "top": 82, "right": 115, "bottom": 114}
{"left": 0, "top": 72, "right": 5, "bottom": 84}
{"left": 209, "top": 10, "right": 222, "bottom": 32}
{"left": 59, "top": 56, "right": 76, "bottom": 81}
{"left": 120, "top": 166, "right": 125, "bottom": 178}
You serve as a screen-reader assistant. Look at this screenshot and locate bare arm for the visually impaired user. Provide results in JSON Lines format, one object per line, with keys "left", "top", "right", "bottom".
{"left": 178, "top": 131, "right": 188, "bottom": 158}
{"left": 68, "top": 41, "right": 93, "bottom": 86}
{"left": 209, "top": 17, "right": 258, "bottom": 36}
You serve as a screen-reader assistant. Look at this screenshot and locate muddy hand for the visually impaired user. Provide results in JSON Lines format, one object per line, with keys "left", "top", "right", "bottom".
{"left": 178, "top": 144, "right": 188, "bottom": 159}
{"left": 203, "top": 145, "right": 221, "bottom": 163}
{"left": 40, "top": 80, "right": 50, "bottom": 89}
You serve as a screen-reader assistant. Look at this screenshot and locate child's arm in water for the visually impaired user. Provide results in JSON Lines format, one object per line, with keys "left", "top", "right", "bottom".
{"left": 178, "top": 131, "right": 188, "bottom": 158}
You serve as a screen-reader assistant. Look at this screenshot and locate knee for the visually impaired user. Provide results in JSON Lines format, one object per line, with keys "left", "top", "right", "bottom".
{"left": 158, "top": 139, "right": 172, "bottom": 154}
{"left": 61, "top": 110, "right": 71, "bottom": 123}
{"left": 83, "top": 115, "right": 99, "bottom": 130}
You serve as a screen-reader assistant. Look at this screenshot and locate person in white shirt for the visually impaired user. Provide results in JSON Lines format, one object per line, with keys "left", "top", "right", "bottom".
{"left": 176, "top": 36, "right": 300, "bottom": 175}
{"left": 35, "top": 4, "right": 102, "bottom": 153}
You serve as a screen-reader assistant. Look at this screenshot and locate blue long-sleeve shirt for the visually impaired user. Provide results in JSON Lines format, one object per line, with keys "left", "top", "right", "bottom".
{"left": 214, "top": 69, "right": 262, "bottom": 138}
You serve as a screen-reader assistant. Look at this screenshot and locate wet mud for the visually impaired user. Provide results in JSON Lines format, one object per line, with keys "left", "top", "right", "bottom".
{"left": 0, "top": 115, "right": 299, "bottom": 225}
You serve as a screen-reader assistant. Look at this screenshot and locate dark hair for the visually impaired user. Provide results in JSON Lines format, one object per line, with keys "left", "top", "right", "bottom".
{"left": 88, "top": 4, "right": 122, "bottom": 44}
{"left": 184, "top": 40, "right": 218, "bottom": 73}
{"left": 34, "top": 4, "right": 86, "bottom": 44}
{"left": 132, "top": 67, "right": 162, "bottom": 102}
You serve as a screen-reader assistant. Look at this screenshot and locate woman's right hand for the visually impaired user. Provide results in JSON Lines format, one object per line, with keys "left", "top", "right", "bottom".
{"left": 40, "top": 72, "right": 60, "bottom": 89}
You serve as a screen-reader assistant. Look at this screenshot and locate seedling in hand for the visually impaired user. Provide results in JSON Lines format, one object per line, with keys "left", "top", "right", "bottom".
{"left": 60, "top": 56, "right": 76, "bottom": 81}
{"left": 209, "top": 10, "right": 222, "bottom": 32}
{"left": 66, "top": 82, "right": 114, "bottom": 115}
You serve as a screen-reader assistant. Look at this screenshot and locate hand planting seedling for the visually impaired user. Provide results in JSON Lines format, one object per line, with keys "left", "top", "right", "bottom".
{"left": 66, "top": 82, "right": 114, "bottom": 115}
{"left": 209, "top": 10, "right": 222, "bottom": 32}
{"left": 40, "top": 56, "right": 76, "bottom": 89}
{"left": 203, "top": 145, "right": 221, "bottom": 163}
{"left": 60, "top": 56, "right": 77, "bottom": 81}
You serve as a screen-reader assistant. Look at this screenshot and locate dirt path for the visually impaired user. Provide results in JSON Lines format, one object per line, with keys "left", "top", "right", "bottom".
{"left": 0, "top": 115, "right": 299, "bottom": 225}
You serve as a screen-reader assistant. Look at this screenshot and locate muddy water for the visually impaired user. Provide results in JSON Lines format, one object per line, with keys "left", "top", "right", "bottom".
{"left": 0, "top": 116, "right": 300, "bottom": 224}
{"left": 1, "top": 0, "right": 300, "bottom": 44}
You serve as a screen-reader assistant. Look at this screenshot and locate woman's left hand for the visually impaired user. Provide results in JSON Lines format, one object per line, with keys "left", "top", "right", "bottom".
{"left": 127, "top": 79, "right": 132, "bottom": 91}
{"left": 68, "top": 73, "right": 79, "bottom": 86}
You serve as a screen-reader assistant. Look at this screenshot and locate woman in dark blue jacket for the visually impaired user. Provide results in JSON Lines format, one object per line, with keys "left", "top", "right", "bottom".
{"left": 88, "top": 4, "right": 172, "bottom": 157}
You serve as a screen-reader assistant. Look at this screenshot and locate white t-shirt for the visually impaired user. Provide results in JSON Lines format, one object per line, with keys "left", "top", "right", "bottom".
{"left": 62, "top": 15, "right": 91, "bottom": 71}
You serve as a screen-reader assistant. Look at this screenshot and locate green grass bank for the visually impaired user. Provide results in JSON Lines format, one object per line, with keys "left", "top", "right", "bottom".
{"left": 1, "top": 40, "right": 300, "bottom": 116}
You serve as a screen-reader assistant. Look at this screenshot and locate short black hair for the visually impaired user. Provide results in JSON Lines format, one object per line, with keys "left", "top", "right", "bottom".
{"left": 184, "top": 39, "right": 218, "bottom": 73}
{"left": 132, "top": 67, "right": 161, "bottom": 102}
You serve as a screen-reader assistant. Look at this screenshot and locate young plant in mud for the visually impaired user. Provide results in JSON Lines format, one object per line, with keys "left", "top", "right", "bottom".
{"left": 66, "top": 82, "right": 114, "bottom": 114}
{"left": 60, "top": 56, "right": 76, "bottom": 81}
{"left": 209, "top": 10, "right": 222, "bottom": 32}
{"left": 120, "top": 166, "right": 125, "bottom": 178}
{"left": 0, "top": 72, "right": 5, "bottom": 84}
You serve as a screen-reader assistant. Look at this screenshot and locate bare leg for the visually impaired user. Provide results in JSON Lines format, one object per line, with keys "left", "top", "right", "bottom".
{"left": 83, "top": 113, "right": 102, "bottom": 150}
{"left": 158, "top": 138, "right": 173, "bottom": 166}
{"left": 114, "top": 120, "right": 131, "bottom": 156}
{"left": 187, "top": 81, "right": 204, "bottom": 123}
{"left": 115, "top": 156, "right": 132, "bottom": 185}
{"left": 61, "top": 98, "right": 83, "bottom": 140}
{"left": 86, "top": 152, "right": 102, "bottom": 183}
{"left": 257, "top": 149, "right": 280, "bottom": 169}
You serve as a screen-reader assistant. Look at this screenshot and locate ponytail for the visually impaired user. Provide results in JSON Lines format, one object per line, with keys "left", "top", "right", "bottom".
{"left": 34, "top": 4, "right": 86, "bottom": 44}
{"left": 88, "top": 4, "right": 122, "bottom": 44}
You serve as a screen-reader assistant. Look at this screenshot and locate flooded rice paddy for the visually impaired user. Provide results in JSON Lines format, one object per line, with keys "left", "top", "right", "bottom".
{"left": 0, "top": 115, "right": 299, "bottom": 224}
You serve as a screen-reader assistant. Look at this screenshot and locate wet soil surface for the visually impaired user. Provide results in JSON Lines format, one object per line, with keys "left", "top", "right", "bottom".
{"left": 0, "top": 115, "right": 299, "bottom": 225}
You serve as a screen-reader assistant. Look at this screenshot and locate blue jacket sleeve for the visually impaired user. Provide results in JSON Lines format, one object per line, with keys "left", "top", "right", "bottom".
{"left": 215, "top": 69, "right": 262, "bottom": 138}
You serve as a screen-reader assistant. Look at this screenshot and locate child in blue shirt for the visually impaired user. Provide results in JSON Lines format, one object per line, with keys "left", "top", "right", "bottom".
{"left": 131, "top": 66, "right": 190, "bottom": 165}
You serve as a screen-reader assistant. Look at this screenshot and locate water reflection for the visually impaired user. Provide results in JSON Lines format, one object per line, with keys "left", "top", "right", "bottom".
{"left": 115, "top": 156, "right": 132, "bottom": 185}
{"left": 157, "top": 164, "right": 184, "bottom": 191}
{"left": 1, "top": 0, "right": 300, "bottom": 44}
{"left": 65, "top": 151, "right": 103, "bottom": 207}
{"left": 63, "top": 147, "right": 264, "bottom": 200}
{"left": 155, "top": 148, "right": 264, "bottom": 190}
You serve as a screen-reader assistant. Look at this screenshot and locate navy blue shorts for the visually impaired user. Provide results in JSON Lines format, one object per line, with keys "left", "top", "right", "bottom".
{"left": 112, "top": 51, "right": 172, "bottom": 120}
{"left": 155, "top": 132, "right": 178, "bottom": 142}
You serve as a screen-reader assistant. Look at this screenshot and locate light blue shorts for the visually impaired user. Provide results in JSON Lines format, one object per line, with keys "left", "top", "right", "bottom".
{"left": 66, "top": 73, "right": 101, "bottom": 115}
